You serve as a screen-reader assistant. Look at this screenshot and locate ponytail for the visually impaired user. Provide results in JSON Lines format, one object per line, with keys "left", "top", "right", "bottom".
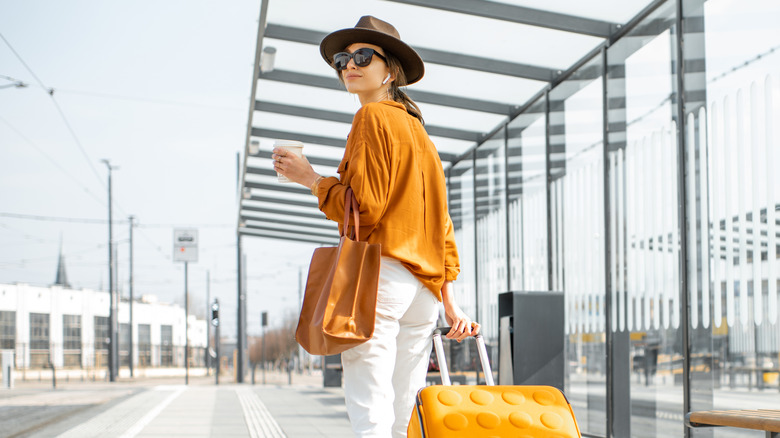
{"left": 389, "top": 84, "right": 424, "bottom": 126}
{"left": 385, "top": 53, "right": 424, "bottom": 126}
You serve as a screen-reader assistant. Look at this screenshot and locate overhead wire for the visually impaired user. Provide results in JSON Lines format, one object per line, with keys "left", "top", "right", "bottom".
{"left": 0, "top": 211, "right": 117, "bottom": 224}
{"left": 1, "top": 73, "right": 243, "bottom": 111}
{"left": 55, "top": 88, "right": 245, "bottom": 111}
{"left": 1, "top": 33, "right": 239, "bottom": 277}
{"left": 0, "top": 115, "right": 107, "bottom": 207}
{"left": 0, "top": 32, "right": 106, "bottom": 189}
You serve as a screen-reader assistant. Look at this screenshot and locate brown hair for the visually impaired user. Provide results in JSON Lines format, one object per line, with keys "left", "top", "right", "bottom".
{"left": 336, "top": 49, "right": 425, "bottom": 126}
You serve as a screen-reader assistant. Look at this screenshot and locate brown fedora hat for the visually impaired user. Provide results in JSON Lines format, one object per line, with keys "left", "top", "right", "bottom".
{"left": 320, "top": 16, "right": 424, "bottom": 85}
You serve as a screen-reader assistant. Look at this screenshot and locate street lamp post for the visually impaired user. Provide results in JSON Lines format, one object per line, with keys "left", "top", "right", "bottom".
{"left": 101, "top": 159, "right": 118, "bottom": 382}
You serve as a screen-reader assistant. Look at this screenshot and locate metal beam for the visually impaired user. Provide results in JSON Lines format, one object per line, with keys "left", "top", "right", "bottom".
{"left": 382, "top": 0, "right": 616, "bottom": 38}
{"left": 258, "top": 70, "right": 513, "bottom": 115}
{"left": 251, "top": 127, "right": 346, "bottom": 148}
{"left": 238, "top": 227, "right": 338, "bottom": 245}
{"left": 248, "top": 151, "right": 342, "bottom": 169}
{"left": 249, "top": 128, "right": 459, "bottom": 163}
{"left": 242, "top": 217, "right": 337, "bottom": 233}
{"left": 248, "top": 194, "right": 318, "bottom": 209}
{"left": 255, "top": 100, "right": 353, "bottom": 124}
{"left": 264, "top": 24, "right": 556, "bottom": 81}
{"left": 242, "top": 222, "right": 337, "bottom": 239}
{"left": 241, "top": 204, "right": 327, "bottom": 221}
{"left": 245, "top": 181, "right": 310, "bottom": 195}
{"left": 414, "top": 46, "right": 554, "bottom": 82}
{"left": 254, "top": 100, "right": 483, "bottom": 142}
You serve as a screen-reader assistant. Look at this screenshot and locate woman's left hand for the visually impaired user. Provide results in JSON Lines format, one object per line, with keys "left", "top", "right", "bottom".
{"left": 272, "top": 147, "right": 319, "bottom": 188}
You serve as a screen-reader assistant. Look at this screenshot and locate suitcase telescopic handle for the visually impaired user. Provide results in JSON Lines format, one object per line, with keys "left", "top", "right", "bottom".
{"left": 432, "top": 327, "right": 494, "bottom": 386}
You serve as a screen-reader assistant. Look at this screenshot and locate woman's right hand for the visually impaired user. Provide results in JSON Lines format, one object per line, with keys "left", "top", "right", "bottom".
{"left": 441, "top": 281, "right": 480, "bottom": 342}
{"left": 272, "top": 147, "right": 320, "bottom": 189}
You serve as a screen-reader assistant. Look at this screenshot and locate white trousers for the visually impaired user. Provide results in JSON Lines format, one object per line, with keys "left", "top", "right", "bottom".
{"left": 341, "top": 257, "right": 439, "bottom": 438}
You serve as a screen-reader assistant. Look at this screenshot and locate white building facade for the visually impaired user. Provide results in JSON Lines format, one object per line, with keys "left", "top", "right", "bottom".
{"left": 0, "top": 283, "right": 207, "bottom": 370}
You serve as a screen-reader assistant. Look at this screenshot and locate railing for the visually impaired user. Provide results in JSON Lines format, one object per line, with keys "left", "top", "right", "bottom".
{"left": 3, "top": 342, "right": 208, "bottom": 371}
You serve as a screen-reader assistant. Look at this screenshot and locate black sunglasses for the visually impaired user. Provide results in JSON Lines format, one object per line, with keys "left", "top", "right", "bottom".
{"left": 332, "top": 48, "right": 387, "bottom": 71}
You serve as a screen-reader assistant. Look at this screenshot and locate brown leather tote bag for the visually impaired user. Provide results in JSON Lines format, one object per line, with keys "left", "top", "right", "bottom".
{"left": 295, "top": 187, "right": 381, "bottom": 356}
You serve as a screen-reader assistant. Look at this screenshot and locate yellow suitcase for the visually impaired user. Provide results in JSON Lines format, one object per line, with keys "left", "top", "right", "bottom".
{"left": 408, "top": 327, "right": 581, "bottom": 438}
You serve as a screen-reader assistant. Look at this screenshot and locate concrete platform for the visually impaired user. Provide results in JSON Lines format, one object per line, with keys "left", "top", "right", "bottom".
{"left": 0, "top": 370, "right": 353, "bottom": 438}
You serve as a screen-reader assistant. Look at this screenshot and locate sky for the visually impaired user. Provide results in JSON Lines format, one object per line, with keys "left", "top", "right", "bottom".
{"left": 0, "top": 0, "right": 319, "bottom": 337}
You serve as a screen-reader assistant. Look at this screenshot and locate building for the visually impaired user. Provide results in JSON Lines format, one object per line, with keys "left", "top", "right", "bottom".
{"left": 0, "top": 282, "right": 207, "bottom": 371}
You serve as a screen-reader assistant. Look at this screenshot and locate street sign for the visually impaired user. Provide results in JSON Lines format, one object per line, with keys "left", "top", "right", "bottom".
{"left": 173, "top": 228, "right": 198, "bottom": 262}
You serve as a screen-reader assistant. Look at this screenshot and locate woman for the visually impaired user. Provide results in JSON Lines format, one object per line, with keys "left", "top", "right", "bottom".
{"left": 273, "top": 16, "right": 479, "bottom": 438}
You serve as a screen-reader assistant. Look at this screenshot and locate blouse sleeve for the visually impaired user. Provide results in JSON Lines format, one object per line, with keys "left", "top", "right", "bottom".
{"left": 443, "top": 213, "right": 460, "bottom": 281}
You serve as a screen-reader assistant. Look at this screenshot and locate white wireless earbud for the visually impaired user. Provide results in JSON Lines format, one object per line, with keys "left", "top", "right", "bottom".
{"left": 382, "top": 73, "right": 391, "bottom": 85}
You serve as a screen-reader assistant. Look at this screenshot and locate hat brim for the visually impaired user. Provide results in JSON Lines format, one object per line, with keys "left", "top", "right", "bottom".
{"left": 320, "top": 28, "right": 424, "bottom": 85}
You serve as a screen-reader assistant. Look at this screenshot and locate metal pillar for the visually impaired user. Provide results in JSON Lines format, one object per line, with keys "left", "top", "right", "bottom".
{"left": 206, "top": 270, "right": 210, "bottom": 375}
{"left": 128, "top": 215, "right": 134, "bottom": 378}
{"left": 674, "top": 0, "right": 693, "bottom": 435}
{"left": 544, "top": 91, "right": 554, "bottom": 290}
{"left": 184, "top": 261, "right": 189, "bottom": 385}
{"left": 237, "top": 233, "right": 245, "bottom": 383}
{"left": 102, "top": 159, "right": 117, "bottom": 382}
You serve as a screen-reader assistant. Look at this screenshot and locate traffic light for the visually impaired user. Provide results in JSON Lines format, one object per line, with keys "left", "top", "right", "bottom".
{"left": 211, "top": 299, "right": 219, "bottom": 327}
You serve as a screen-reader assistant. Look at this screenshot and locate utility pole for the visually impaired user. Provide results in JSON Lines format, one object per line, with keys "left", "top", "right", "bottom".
{"left": 101, "top": 159, "right": 117, "bottom": 382}
{"left": 128, "top": 215, "right": 134, "bottom": 378}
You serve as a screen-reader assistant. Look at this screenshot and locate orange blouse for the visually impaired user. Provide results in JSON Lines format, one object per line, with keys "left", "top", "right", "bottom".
{"left": 314, "top": 100, "right": 459, "bottom": 300}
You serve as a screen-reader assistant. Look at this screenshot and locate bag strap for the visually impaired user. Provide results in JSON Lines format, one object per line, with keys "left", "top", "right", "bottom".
{"left": 342, "top": 187, "right": 361, "bottom": 241}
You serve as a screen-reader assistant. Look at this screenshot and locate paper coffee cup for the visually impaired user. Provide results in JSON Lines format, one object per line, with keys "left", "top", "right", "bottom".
{"left": 274, "top": 140, "right": 303, "bottom": 183}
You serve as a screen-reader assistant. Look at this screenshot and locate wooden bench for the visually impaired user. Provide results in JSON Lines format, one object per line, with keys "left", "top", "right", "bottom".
{"left": 686, "top": 409, "right": 780, "bottom": 437}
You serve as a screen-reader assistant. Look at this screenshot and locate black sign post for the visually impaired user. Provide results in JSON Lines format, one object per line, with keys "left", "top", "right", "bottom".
{"left": 261, "top": 311, "right": 268, "bottom": 385}
{"left": 212, "top": 298, "right": 220, "bottom": 385}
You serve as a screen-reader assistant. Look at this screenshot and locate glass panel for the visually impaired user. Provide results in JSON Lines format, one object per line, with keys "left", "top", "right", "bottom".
{"left": 684, "top": 0, "right": 780, "bottom": 432}
{"left": 449, "top": 155, "right": 477, "bottom": 320}
{"left": 29, "top": 313, "right": 49, "bottom": 368}
{"left": 475, "top": 128, "right": 508, "bottom": 351}
{"left": 607, "top": 2, "right": 682, "bottom": 436}
{"left": 119, "top": 323, "right": 130, "bottom": 367}
{"left": 507, "top": 97, "right": 548, "bottom": 291}
{"left": 94, "top": 316, "right": 109, "bottom": 367}
{"left": 550, "top": 54, "right": 607, "bottom": 436}
{"left": 63, "top": 315, "right": 81, "bottom": 368}
{"left": 138, "top": 324, "right": 151, "bottom": 367}
{"left": 447, "top": 155, "right": 478, "bottom": 376}
{"left": 160, "top": 325, "right": 173, "bottom": 367}
{"left": 0, "top": 311, "right": 14, "bottom": 350}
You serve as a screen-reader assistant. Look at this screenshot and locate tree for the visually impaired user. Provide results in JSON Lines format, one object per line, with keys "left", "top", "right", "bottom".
{"left": 249, "top": 310, "right": 299, "bottom": 366}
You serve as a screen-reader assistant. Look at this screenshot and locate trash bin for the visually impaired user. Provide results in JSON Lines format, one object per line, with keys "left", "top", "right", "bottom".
{"left": 498, "top": 291, "right": 564, "bottom": 391}
{"left": 323, "top": 354, "right": 342, "bottom": 387}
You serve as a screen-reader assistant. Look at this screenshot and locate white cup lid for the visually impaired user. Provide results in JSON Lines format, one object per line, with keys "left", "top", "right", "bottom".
{"left": 273, "top": 139, "right": 303, "bottom": 147}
